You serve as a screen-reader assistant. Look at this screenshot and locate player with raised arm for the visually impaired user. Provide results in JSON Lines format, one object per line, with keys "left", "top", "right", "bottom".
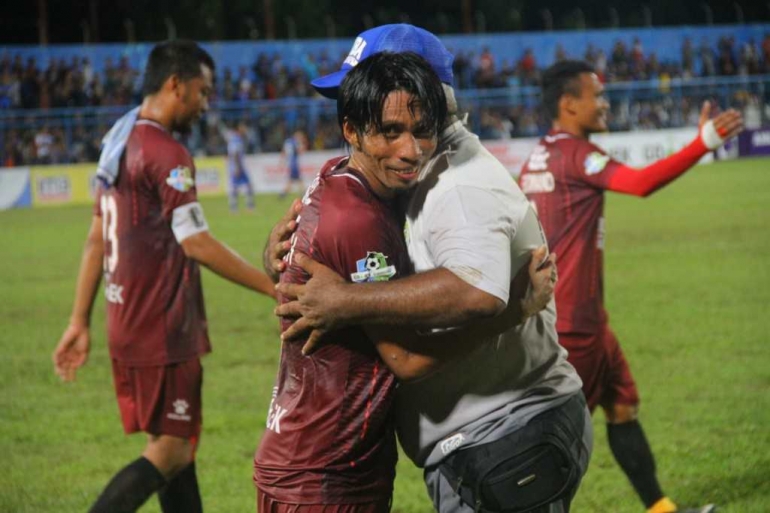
{"left": 518, "top": 59, "right": 743, "bottom": 513}
{"left": 52, "top": 40, "right": 275, "bottom": 513}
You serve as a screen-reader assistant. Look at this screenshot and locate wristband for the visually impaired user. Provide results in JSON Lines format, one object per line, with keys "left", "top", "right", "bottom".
{"left": 700, "top": 120, "right": 725, "bottom": 150}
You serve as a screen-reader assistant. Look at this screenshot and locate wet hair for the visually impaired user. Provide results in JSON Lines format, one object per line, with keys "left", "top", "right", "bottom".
{"left": 541, "top": 60, "right": 596, "bottom": 120}
{"left": 142, "top": 40, "right": 215, "bottom": 96}
{"left": 337, "top": 52, "right": 447, "bottom": 140}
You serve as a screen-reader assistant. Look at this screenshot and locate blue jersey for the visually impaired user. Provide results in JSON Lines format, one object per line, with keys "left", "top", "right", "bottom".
{"left": 226, "top": 131, "right": 251, "bottom": 186}
{"left": 283, "top": 136, "right": 301, "bottom": 179}
{"left": 226, "top": 131, "right": 246, "bottom": 175}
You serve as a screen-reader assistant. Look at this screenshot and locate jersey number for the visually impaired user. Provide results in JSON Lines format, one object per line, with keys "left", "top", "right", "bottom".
{"left": 101, "top": 195, "right": 119, "bottom": 273}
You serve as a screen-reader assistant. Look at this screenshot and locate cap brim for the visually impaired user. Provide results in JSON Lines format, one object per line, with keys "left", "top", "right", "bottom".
{"left": 310, "top": 69, "right": 350, "bottom": 99}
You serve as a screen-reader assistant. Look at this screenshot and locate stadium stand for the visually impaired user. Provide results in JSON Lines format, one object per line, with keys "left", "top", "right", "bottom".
{"left": 1, "top": 24, "right": 768, "bottom": 165}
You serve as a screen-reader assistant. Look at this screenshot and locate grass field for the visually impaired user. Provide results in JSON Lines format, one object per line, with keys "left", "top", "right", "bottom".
{"left": 1, "top": 157, "right": 769, "bottom": 512}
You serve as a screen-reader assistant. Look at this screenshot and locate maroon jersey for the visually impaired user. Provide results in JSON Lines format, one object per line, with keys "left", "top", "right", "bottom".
{"left": 254, "top": 158, "right": 411, "bottom": 504}
{"left": 519, "top": 130, "right": 623, "bottom": 334}
{"left": 94, "top": 119, "right": 210, "bottom": 366}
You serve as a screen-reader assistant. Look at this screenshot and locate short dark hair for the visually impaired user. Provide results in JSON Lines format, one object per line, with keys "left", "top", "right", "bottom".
{"left": 142, "top": 40, "right": 215, "bottom": 96}
{"left": 541, "top": 60, "right": 595, "bottom": 120}
{"left": 337, "top": 52, "right": 447, "bottom": 140}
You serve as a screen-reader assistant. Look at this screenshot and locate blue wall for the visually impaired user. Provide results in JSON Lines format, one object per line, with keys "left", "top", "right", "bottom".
{"left": 2, "top": 24, "right": 768, "bottom": 78}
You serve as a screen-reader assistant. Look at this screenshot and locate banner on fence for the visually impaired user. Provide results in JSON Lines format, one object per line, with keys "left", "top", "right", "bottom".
{"left": 3, "top": 126, "right": 756, "bottom": 210}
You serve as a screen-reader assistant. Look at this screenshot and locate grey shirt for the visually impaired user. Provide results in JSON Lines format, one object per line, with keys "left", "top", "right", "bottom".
{"left": 396, "top": 120, "right": 583, "bottom": 468}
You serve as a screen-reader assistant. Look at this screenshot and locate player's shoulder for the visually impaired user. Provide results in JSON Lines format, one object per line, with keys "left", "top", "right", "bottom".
{"left": 130, "top": 121, "right": 193, "bottom": 176}
{"left": 326, "top": 178, "right": 380, "bottom": 221}
{"left": 424, "top": 136, "right": 523, "bottom": 207}
{"left": 132, "top": 121, "right": 190, "bottom": 160}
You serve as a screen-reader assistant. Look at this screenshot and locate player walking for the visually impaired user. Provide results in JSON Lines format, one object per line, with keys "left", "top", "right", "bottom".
{"left": 53, "top": 40, "right": 275, "bottom": 513}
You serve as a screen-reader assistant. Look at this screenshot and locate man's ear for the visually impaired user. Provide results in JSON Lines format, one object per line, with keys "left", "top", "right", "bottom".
{"left": 342, "top": 120, "right": 361, "bottom": 150}
{"left": 559, "top": 94, "right": 576, "bottom": 116}
{"left": 164, "top": 74, "right": 182, "bottom": 97}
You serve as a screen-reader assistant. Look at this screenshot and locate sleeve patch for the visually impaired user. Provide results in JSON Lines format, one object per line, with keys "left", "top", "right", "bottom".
{"left": 584, "top": 151, "right": 610, "bottom": 175}
{"left": 166, "top": 166, "right": 195, "bottom": 192}
{"left": 351, "top": 251, "right": 397, "bottom": 283}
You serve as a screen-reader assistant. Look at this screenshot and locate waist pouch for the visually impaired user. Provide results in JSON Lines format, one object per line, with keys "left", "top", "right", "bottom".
{"left": 438, "top": 394, "right": 586, "bottom": 513}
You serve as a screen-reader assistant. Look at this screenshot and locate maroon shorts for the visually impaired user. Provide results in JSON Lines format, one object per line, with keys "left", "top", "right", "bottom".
{"left": 256, "top": 489, "right": 390, "bottom": 513}
{"left": 559, "top": 324, "right": 639, "bottom": 412}
{"left": 111, "top": 358, "right": 203, "bottom": 441}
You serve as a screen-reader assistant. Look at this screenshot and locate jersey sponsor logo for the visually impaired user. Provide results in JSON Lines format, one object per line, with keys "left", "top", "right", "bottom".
{"left": 526, "top": 145, "right": 549, "bottom": 171}
{"left": 521, "top": 172, "right": 555, "bottom": 194}
{"left": 343, "top": 37, "right": 367, "bottom": 67}
{"left": 105, "top": 283, "right": 124, "bottom": 304}
{"left": 439, "top": 433, "right": 465, "bottom": 456}
{"left": 351, "top": 251, "right": 397, "bottom": 283}
{"left": 584, "top": 151, "right": 610, "bottom": 175}
{"left": 167, "top": 399, "right": 192, "bottom": 422}
{"left": 166, "top": 166, "right": 194, "bottom": 192}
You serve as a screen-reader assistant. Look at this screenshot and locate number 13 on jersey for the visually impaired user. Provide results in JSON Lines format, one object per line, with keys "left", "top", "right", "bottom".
{"left": 101, "top": 194, "right": 119, "bottom": 274}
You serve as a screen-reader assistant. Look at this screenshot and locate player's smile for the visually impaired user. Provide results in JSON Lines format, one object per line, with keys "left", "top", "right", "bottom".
{"left": 346, "top": 90, "right": 437, "bottom": 198}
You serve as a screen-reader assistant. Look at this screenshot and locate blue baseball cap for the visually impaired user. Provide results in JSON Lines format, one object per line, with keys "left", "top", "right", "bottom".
{"left": 311, "top": 24, "right": 454, "bottom": 99}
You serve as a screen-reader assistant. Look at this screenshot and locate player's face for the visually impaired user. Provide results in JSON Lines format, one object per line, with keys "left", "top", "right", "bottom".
{"left": 345, "top": 90, "right": 437, "bottom": 199}
{"left": 574, "top": 73, "right": 609, "bottom": 134}
{"left": 175, "top": 64, "right": 213, "bottom": 133}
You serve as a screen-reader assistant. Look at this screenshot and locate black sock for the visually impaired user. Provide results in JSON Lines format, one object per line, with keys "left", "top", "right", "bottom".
{"left": 158, "top": 461, "right": 203, "bottom": 513}
{"left": 89, "top": 456, "right": 167, "bottom": 513}
{"left": 607, "top": 421, "right": 665, "bottom": 508}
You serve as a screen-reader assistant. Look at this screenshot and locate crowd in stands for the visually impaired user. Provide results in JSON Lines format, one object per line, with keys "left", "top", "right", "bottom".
{"left": 1, "top": 33, "right": 769, "bottom": 166}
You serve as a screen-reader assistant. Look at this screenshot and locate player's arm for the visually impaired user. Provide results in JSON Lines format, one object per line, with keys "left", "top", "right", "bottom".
{"left": 173, "top": 203, "right": 275, "bottom": 298}
{"left": 277, "top": 187, "right": 513, "bottom": 331}
{"left": 157, "top": 149, "right": 275, "bottom": 298}
{"left": 279, "top": 259, "right": 501, "bottom": 330}
{"left": 605, "top": 103, "right": 743, "bottom": 197}
{"left": 281, "top": 247, "right": 554, "bottom": 362}
{"left": 369, "top": 247, "right": 556, "bottom": 381}
{"left": 53, "top": 215, "right": 104, "bottom": 382}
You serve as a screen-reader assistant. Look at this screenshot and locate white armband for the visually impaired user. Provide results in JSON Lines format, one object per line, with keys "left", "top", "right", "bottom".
{"left": 700, "top": 119, "right": 725, "bottom": 150}
{"left": 171, "top": 202, "right": 209, "bottom": 243}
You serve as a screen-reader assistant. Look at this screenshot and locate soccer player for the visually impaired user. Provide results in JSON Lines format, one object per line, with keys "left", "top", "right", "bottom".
{"left": 224, "top": 120, "right": 256, "bottom": 212}
{"left": 267, "top": 25, "right": 591, "bottom": 513}
{"left": 279, "top": 129, "right": 306, "bottom": 198}
{"left": 518, "top": 60, "right": 744, "bottom": 513}
{"left": 254, "top": 51, "right": 448, "bottom": 512}
{"left": 52, "top": 40, "right": 275, "bottom": 513}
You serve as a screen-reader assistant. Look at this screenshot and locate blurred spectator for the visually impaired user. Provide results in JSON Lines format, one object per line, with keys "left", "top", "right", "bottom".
{"left": 682, "top": 37, "right": 695, "bottom": 77}
{"left": 555, "top": 44, "right": 568, "bottom": 62}
{"left": 475, "top": 47, "right": 496, "bottom": 88}
{"left": 520, "top": 48, "right": 537, "bottom": 84}
{"left": 34, "top": 125, "right": 54, "bottom": 164}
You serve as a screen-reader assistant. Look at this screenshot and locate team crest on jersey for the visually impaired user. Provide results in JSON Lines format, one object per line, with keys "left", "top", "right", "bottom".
{"left": 584, "top": 152, "right": 610, "bottom": 175}
{"left": 166, "top": 166, "right": 194, "bottom": 192}
{"left": 351, "top": 251, "right": 396, "bottom": 283}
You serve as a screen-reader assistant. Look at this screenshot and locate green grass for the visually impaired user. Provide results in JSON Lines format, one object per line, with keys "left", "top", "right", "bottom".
{"left": 1, "top": 158, "right": 769, "bottom": 512}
